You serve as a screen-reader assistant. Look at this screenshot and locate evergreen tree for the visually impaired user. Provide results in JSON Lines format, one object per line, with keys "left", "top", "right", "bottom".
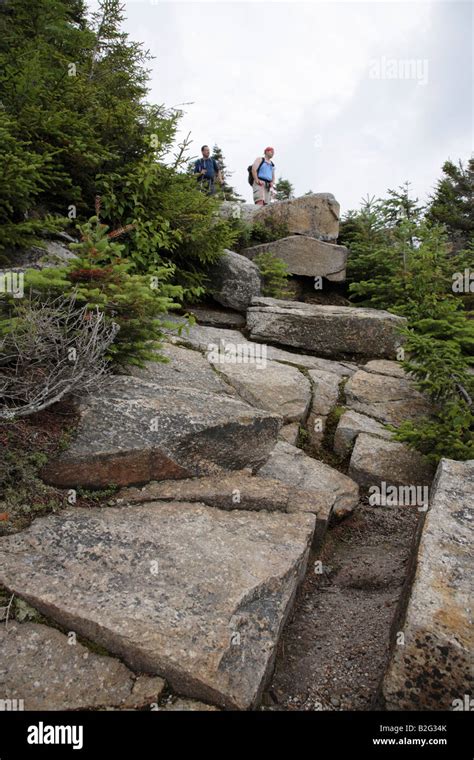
{"left": 23, "top": 215, "right": 183, "bottom": 367}
{"left": 275, "top": 177, "right": 294, "bottom": 200}
{"left": 426, "top": 157, "right": 474, "bottom": 252}
{"left": 340, "top": 181, "right": 474, "bottom": 462}
{"left": 210, "top": 144, "right": 243, "bottom": 202}
{"left": 0, "top": 0, "right": 179, "bottom": 239}
{"left": 0, "top": 0, "right": 237, "bottom": 370}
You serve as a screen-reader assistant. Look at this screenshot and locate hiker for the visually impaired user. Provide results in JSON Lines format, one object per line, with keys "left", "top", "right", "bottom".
{"left": 251, "top": 147, "right": 275, "bottom": 205}
{"left": 194, "top": 145, "right": 223, "bottom": 195}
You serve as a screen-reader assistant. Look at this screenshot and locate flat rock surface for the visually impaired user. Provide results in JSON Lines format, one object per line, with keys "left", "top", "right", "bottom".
{"left": 211, "top": 359, "right": 311, "bottom": 423}
{"left": 247, "top": 298, "right": 406, "bottom": 359}
{"left": 0, "top": 503, "right": 315, "bottom": 710}
{"left": 114, "top": 471, "right": 324, "bottom": 516}
{"left": 266, "top": 349, "right": 358, "bottom": 376}
{"left": 41, "top": 376, "right": 281, "bottom": 488}
{"left": 168, "top": 320, "right": 358, "bottom": 375}
{"left": 242, "top": 236, "right": 348, "bottom": 279}
{"left": 334, "top": 410, "right": 393, "bottom": 457}
{"left": 0, "top": 621, "right": 165, "bottom": 710}
{"left": 349, "top": 433, "right": 435, "bottom": 489}
{"left": 129, "top": 342, "right": 234, "bottom": 395}
{"left": 363, "top": 360, "right": 407, "bottom": 378}
{"left": 383, "top": 458, "right": 474, "bottom": 710}
{"left": 345, "top": 370, "right": 432, "bottom": 426}
{"left": 258, "top": 441, "right": 359, "bottom": 522}
{"left": 167, "top": 320, "right": 248, "bottom": 353}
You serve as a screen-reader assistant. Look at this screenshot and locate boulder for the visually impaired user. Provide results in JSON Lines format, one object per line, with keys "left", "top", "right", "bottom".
{"left": 254, "top": 193, "right": 340, "bottom": 242}
{"left": 363, "top": 360, "right": 406, "bottom": 378}
{"left": 181, "top": 305, "right": 246, "bottom": 329}
{"left": 0, "top": 503, "right": 315, "bottom": 709}
{"left": 334, "top": 410, "right": 393, "bottom": 457}
{"left": 258, "top": 440, "right": 359, "bottom": 529}
{"left": 114, "top": 471, "right": 325, "bottom": 517}
{"left": 242, "top": 236, "right": 348, "bottom": 280}
{"left": 41, "top": 376, "right": 281, "bottom": 488}
{"left": 0, "top": 621, "right": 165, "bottom": 710}
{"left": 278, "top": 422, "right": 300, "bottom": 445}
{"left": 218, "top": 201, "right": 258, "bottom": 224}
{"left": 348, "top": 433, "right": 435, "bottom": 489}
{"left": 167, "top": 320, "right": 358, "bottom": 376}
{"left": 210, "top": 359, "right": 311, "bottom": 423}
{"left": 5, "top": 239, "right": 77, "bottom": 271}
{"left": 207, "top": 249, "right": 261, "bottom": 311}
{"left": 247, "top": 297, "right": 406, "bottom": 359}
{"left": 344, "top": 370, "right": 432, "bottom": 426}
{"left": 382, "top": 459, "right": 474, "bottom": 710}
{"left": 266, "top": 348, "right": 358, "bottom": 376}
{"left": 307, "top": 369, "right": 341, "bottom": 446}
{"left": 166, "top": 320, "right": 248, "bottom": 353}
{"left": 129, "top": 342, "right": 234, "bottom": 395}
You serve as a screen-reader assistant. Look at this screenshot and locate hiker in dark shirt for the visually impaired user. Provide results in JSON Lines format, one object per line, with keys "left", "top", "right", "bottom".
{"left": 194, "top": 145, "right": 223, "bottom": 195}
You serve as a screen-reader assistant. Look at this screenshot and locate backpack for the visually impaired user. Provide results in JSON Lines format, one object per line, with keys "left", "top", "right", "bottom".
{"left": 247, "top": 158, "right": 274, "bottom": 185}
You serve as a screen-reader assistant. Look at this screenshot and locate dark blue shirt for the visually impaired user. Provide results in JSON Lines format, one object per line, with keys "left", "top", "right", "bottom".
{"left": 194, "top": 157, "right": 219, "bottom": 179}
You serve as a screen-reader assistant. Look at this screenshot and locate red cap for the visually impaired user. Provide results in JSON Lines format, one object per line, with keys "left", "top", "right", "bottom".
{"left": 264, "top": 146, "right": 274, "bottom": 153}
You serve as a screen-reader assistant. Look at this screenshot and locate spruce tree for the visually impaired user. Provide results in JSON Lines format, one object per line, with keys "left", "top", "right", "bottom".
{"left": 426, "top": 157, "right": 474, "bottom": 252}
{"left": 210, "top": 144, "right": 243, "bottom": 202}
{"left": 275, "top": 177, "right": 294, "bottom": 200}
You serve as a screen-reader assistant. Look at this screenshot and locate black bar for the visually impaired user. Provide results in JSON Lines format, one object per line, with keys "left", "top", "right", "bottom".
{"left": 0, "top": 710, "right": 471, "bottom": 758}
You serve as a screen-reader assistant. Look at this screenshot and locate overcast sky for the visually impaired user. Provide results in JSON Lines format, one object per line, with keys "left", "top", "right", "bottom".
{"left": 88, "top": 1, "right": 472, "bottom": 215}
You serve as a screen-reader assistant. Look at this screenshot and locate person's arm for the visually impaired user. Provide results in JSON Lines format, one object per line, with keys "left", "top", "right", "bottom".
{"left": 270, "top": 163, "right": 275, "bottom": 187}
{"left": 194, "top": 159, "right": 202, "bottom": 175}
{"left": 252, "top": 158, "right": 262, "bottom": 185}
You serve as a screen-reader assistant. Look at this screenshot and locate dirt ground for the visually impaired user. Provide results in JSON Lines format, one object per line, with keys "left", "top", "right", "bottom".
{"left": 264, "top": 499, "right": 422, "bottom": 711}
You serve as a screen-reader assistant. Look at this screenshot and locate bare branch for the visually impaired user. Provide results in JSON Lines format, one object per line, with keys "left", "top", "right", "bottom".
{"left": 0, "top": 293, "right": 119, "bottom": 419}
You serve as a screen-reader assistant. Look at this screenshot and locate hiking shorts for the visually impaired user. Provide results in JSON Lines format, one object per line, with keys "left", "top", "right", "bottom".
{"left": 253, "top": 181, "right": 271, "bottom": 204}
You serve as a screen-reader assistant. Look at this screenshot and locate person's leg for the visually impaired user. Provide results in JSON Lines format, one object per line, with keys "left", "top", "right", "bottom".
{"left": 253, "top": 182, "right": 264, "bottom": 205}
{"left": 259, "top": 183, "right": 270, "bottom": 205}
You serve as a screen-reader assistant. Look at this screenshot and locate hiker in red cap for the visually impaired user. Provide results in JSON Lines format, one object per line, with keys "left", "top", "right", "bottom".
{"left": 251, "top": 147, "right": 275, "bottom": 205}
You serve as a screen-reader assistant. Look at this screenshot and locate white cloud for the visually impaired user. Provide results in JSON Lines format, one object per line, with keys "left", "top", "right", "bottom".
{"left": 87, "top": 0, "right": 472, "bottom": 212}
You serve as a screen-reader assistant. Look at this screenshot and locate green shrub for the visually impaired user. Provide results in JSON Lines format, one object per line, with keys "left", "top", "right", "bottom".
{"left": 230, "top": 217, "right": 290, "bottom": 252}
{"left": 23, "top": 217, "right": 183, "bottom": 367}
{"left": 97, "top": 157, "right": 235, "bottom": 302}
{"left": 253, "top": 252, "right": 290, "bottom": 298}
{"left": 340, "top": 184, "right": 473, "bottom": 462}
